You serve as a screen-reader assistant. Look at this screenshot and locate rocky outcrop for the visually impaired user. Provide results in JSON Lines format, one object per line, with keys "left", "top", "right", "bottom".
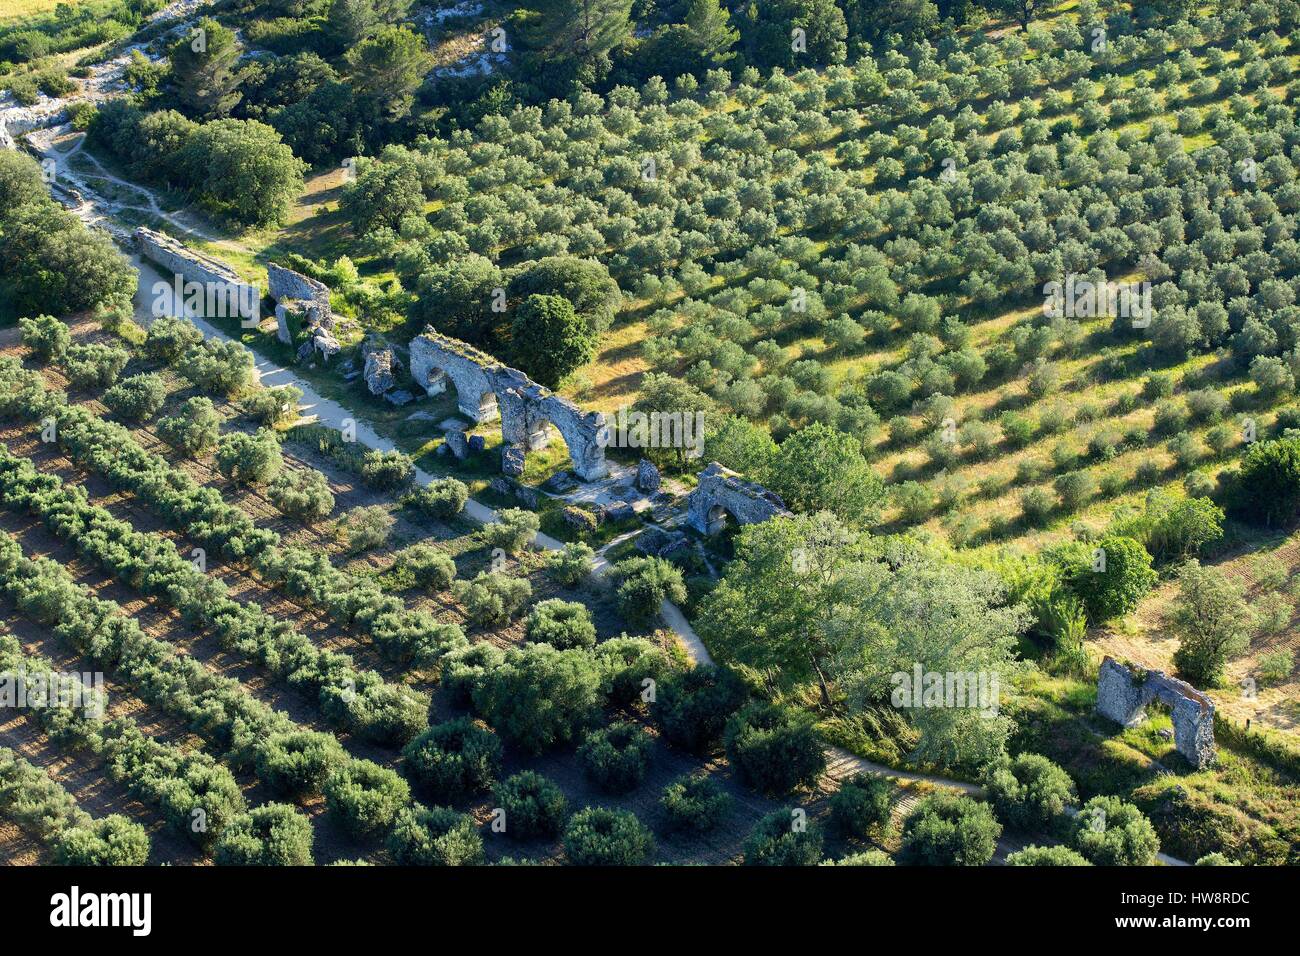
{"left": 686, "top": 462, "right": 791, "bottom": 535}
{"left": 1096, "top": 657, "right": 1216, "bottom": 768}
{"left": 409, "top": 326, "right": 609, "bottom": 482}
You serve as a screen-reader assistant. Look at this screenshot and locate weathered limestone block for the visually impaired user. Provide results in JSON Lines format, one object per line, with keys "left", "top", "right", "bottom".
{"left": 364, "top": 348, "right": 399, "bottom": 395}
{"left": 637, "top": 458, "right": 660, "bottom": 493}
{"left": 1096, "top": 657, "right": 1216, "bottom": 768}
{"left": 275, "top": 300, "right": 310, "bottom": 344}
{"left": 686, "top": 462, "right": 791, "bottom": 535}
{"left": 501, "top": 445, "right": 525, "bottom": 476}
{"left": 468, "top": 434, "right": 486, "bottom": 453}
{"left": 135, "top": 227, "right": 261, "bottom": 321}
{"left": 444, "top": 429, "right": 469, "bottom": 460}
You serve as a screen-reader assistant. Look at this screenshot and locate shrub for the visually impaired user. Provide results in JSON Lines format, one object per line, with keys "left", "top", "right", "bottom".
{"left": 595, "top": 636, "right": 676, "bottom": 709}
{"left": 481, "top": 508, "right": 539, "bottom": 555}
{"left": 405, "top": 478, "right": 468, "bottom": 519}
{"left": 652, "top": 664, "right": 748, "bottom": 755}
{"left": 323, "top": 760, "right": 411, "bottom": 839}
{"left": 743, "top": 810, "right": 823, "bottom": 866}
{"left": 897, "top": 794, "right": 1002, "bottom": 866}
{"left": 1171, "top": 560, "right": 1256, "bottom": 686}
{"left": 825, "top": 849, "right": 895, "bottom": 866}
{"left": 984, "top": 754, "right": 1078, "bottom": 833}
{"left": 724, "top": 702, "right": 827, "bottom": 796}
{"left": 441, "top": 643, "right": 506, "bottom": 706}
{"left": 1256, "top": 648, "right": 1295, "bottom": 686}
{"left": 388, "top": 806, "right": 484, "bottom": 866}
{"left": 453, "top": 571, "right": 533, "bottom": 626}
{"left": 829, "top": 772, "right": 893, "bottom": 839}
{"left": 660, "top": 774, "right": 731, "bottom": 833}
{"left": 103, "top": 372, "right": 167, "bottom": 422}
{"left": 402, "top": 718, "right": 502, "bottom": 801}
{"left": 1005, "top": 845, "right": 1091, "bottom": 866}
{"left": 256, "top": 731, "right": 345, "bottom": 798}
{"left": 53, "top": 816, "right": 150, "bottom": 866}
{"left": 493, "top": 771, "right": 568, "bottom": 840}
{"left": 241, "top": 385, "right": 302, "bottom": 426}
{"left": 577, "top": 721, "right": 654, "bottom": 793}
{"left": 64, "top": 342, "right": 129, "bottom": 389}
{"left": 526, "top": 599, "right": 596, "bottom": 649}
{"left": 335, "top": 505, "right": 394, "bottom": 553}
{"left": 613, "top": 555, "right": 687, "bottom": 623}
{"left": 144, "top": 315, "right": 203, "bottom": 362}
{"left": 18, "top": 315, "right": 69, "bottom": 361}
{"left": 1195, "top": 852, "right": 1240, "bottom": 866}
{"left": 213, "top": 803, "right": 314, "bottom": 866}
{"left": 1072, "top": 796, "right": 1160, "bottom": 866}
{"left": 157, "top": 396, "right": 221, "bottom": 456}
{"left": 268, "top": 468, "right": 335, "bottom": 521}
{"left": 544, "top": 541, "right": 595, "bottom": 585}
{"left": 563, "top": 807, "right": 655, "bottom": 865}
{"left": 178, "top": 339, "right": 254, "bottom": 395}
{"left": 215, "top": 429, "right": 284, "bottom": 485}
{"left": 359, "top": 449, "right": 413, "bottom": 491}
{"left": 393, "top": 544, "right": 456, "bottom": 590}
{"left": 468, "top": 644, "right": 603, "bottom": 752}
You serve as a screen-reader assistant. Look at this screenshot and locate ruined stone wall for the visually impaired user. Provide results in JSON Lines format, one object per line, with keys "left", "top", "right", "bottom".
{"left": 409, "top": 327, "right": 609, "bottom": 481}
{"left": 267, "top": 263, "right": 332, "bottom": 324}
{"left": 687, "top": 462, "right": 791, "bottom": 534}
{"left": 134, "top": 227, "right": 261, "bottom": 320}
{"left": 1096, "top": 656, "right": 1216, "bottom": 768}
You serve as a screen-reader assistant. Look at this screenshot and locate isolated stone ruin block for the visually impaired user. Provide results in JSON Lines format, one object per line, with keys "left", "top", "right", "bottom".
{"left": 501, "top": 445, "right": 525, "bottom": 476}
{"left": 637, "top": 458, "right": 661, "bottom": 493}
{"left": 444, "top": 429, "right": 469, "bottom": 460}
{"left": 686, "top": 462, "right": 791, "bottom": 535}
{"left": 1096, "top": 656, "right": 1216, "bottom": 768}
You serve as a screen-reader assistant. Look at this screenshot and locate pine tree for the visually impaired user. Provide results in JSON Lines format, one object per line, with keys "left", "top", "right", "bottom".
{"left": 684, "top": 0, "right": 739, "bottom": 64}
{"left": 170, "top": 18, "right": 244, "bottom": 119}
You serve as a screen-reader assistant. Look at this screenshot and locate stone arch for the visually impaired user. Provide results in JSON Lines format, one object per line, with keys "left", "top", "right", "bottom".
{"left": 1096, "top": 657, "right": 1216, "bottom": 768}
{"left": 410, "top": 328, "right": 608, "bottom": 480}
{"left": 687, "top": 462, "right": 790, "bottom": 535}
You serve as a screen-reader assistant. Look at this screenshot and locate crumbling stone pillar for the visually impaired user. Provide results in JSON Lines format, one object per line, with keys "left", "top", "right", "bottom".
{"left": 686, "top": 462, "right": 791, "bottom": 534}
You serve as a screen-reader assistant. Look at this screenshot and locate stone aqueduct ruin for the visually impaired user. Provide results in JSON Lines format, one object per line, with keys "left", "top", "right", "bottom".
{"left": 686, "top": 462, "right": 792, "bottom": 535}
{"left": 1096, "top": 656, "right": 1216, "bottom": 768}
{"left": 131, "top": 230, "right": 830, "bottom": 536}
{"left": 410, "top": 328, "right": 611, "bottom": 482}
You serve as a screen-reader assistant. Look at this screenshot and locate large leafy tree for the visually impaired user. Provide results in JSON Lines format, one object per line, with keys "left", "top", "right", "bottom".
{"left": 697, "top": 511, "right": 875, "bottom": 708}
{"left": 765, "top": 422, "right": 885, "bottom": 525}
{"left": 739, "top": 0, "right": 847, "bottom": 70}
{"left": 178, "top": 119, "right": 306, "bottom": 227}
{"left": 345, "top": 25, "right": 433, "bottom": 121}
{"left": 510, "top": 294, "right": 596, "bottom": 388}
{"left": 1170, "top": 560, "right": 1256, "bottom": 686}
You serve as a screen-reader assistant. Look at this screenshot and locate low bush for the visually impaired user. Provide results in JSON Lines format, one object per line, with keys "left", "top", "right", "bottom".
{"left": 577, "top": 722, "right": 654, "bottom": 793}
{"left": 829, "top": 772, "right": 893, "bottom": 839}
{"left": 213, "top": 803, "right": 314, "bottom": 866}
{"left": 493, "top": 771, "right": 568, "bottom": 840}
{"left": 526, "top": 599, "right": 596, "bottom": 649}
{"left": 660, "top": 774, "right": 731, "bottom": 833}
{"left": 743, "top": 810, "right": 823, "bottom": 866}
{"left": 1072, "top": 796, "right": 1160, "bottom": 866}
{"left": 724, "top": 702, "right": 827, "bottom": 796}
{"left": 898, "top": 794, "right": 1002, "bottom": 866}
{"left": 984, "top": 754, "right": 1078, "bottom": 833}
{"left": 323, "top": 760, "right": 411, "bottom": 839}
{"left": 652, "top": 664, "right": 748, "bottom": 755}
{"left": 564, "top": 807, "right": 655, "bottom": 865}
{"left": 402, "top": 718, "right": 502, "bottom": 801}
{"left": 388, "top": 806, "right": 484, "bottom": 866}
